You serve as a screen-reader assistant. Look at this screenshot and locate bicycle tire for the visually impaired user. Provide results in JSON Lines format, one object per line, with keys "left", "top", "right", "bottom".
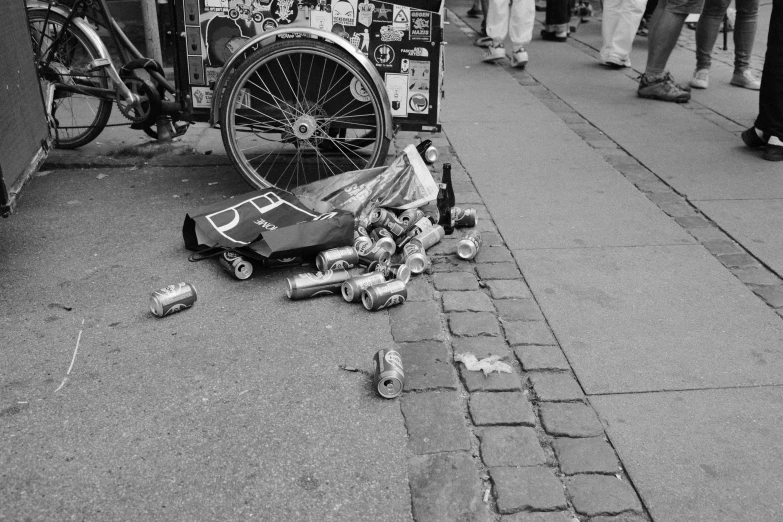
{"left": 220, "top": 39, "right": 391, "bottom": 191}
{"left": 27, "top": 10, "right": 113, "bottom": 149}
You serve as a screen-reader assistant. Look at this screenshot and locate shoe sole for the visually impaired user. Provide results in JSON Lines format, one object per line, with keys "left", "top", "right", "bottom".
{"left": 730, "top": 81, "right": 760, "bottom": 90}
{"left": 482, "top": 56, "right": 504, "bottom": 63}
{"left": 637, "top": 92, "right": 690, "bottom": 103}
{"left": 690, "top": 83, "right": 708, "bottom": 89}
{"left": 599, "top": 62, "right": 626, "bottom": 69}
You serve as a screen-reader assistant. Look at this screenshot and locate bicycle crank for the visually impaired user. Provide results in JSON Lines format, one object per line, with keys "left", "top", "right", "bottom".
{"left": 116, "top": 77, "right": 161, "bottom": 125}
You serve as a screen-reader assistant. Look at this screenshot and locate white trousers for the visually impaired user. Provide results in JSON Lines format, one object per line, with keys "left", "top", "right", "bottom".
{"left": 486, "top": 0, "right": 536, "bottom": 47}
{"left": 600, "top": 0, "right": 647, "bottom": 65}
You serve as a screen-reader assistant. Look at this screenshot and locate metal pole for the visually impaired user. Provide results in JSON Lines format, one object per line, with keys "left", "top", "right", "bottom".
{"left": 140, "top": 0, "right": 163, "bottom": 64}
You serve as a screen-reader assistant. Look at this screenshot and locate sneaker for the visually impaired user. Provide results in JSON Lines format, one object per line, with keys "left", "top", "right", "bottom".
{"left": 541, "top": 29, "right": 568, "bottom": 42}
{"left": 638, "top": 73, "right": 691, "bottom": 103}
{"left": 509, "top": 47, "right": 529, "bottom": 68}
{"left": 690, "top": 68, "right": 710, "bottom": 89}
{"left": 665, "top": 72, "right": 691, "bottom": 92}
{"left": 467, "top": 6, "right": 482, "bottom": 17}
{"left": 482, "top": 44, "right": 505, "bottom": 63}
{"left": 731, "top": 70, "right": 761, "bottom": 90}
{"left": 475, "top": 35, "right": 494, "bottom": 48}
{"left": 599, "top": 58, "right": 628, "bottom": 69}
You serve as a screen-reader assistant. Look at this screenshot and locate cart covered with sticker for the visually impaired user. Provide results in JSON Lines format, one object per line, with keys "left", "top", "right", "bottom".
{"left": 172, "top": 0, "right": 444, "bottom": 191}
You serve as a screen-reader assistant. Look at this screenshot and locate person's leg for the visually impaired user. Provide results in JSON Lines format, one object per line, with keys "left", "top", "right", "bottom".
{"left": 754, "top": 0, "right": 783, "bottom": 158}
{"left": 645, "top": 8, "right": 687, "bottom": 76}
{"left": 509, "top": 0, "right": 536, "bottom": 65}
{"left": 481, "top": 0, "right": 490, "bottom": 34}
{"left": 605, "top": 0, "right": 647, "bottom": 65}
{"left": 732, "top": 0, "right": 759, "bottom": 72}
{"left": 694, "top": 0, "right": 730, "bottom": 71}
{"left": 483, "top": 0, "right": 511, "bottom": 60}
{"left": 601, "top": 0, "right": 623, "bottom": 57}
{"left": 544, "top": 0, "right": 571, "bottom": 38}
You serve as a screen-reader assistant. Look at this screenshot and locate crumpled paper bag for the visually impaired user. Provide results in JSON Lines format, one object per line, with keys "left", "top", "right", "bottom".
{"left": 454, "top": 353, "right": 513, "bottom": 376}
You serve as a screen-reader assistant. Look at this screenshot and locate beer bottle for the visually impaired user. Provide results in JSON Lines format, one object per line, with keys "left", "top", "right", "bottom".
{"left": 442, "top": 163, "right": 455, "bottom": 208}
{"left": 437, "top": 183, "right": 454, "bottom": 235}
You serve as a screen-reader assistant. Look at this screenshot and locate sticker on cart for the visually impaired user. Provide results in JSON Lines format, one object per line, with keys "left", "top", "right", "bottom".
{"left": 191, "top": 86, "right": 213, "bottom": 109}
{"left": 385, "top": 73, "right": 408, "bottom": 117}
{"left": 349, "top": 29, "right": 371, "bottom": 54}
{"left": 373, "top": 44, "right": 395, "bottom": 68}
{"left": 350, "top": 77, "right": 371, "bottom": 102}
{"left": 374, "top": 3, "right": 391, "bottom": 21}
{"left": 310, "top": 9, "right": 333, "bottom": 31}
{"left": 401, "top": 58, "right": 409, "bottom": 73}
{"left": 206, "top": 67, "right": 221, "bottom": 85}
{"left": 357, "top": 0, "right": 375, "bottom": 26}
{"left": 410, "top": 10, "right": 431, "bottom": 41}
{"left": 408, "top": 60, "right": 430, "bottom": 93}
{"left": 408, "top": 92, "right": 429, "bottom": 113}
{"left": 332, "top": 0, "right": 357, "bottom": 26}
{"left": 380, "top": 25, "right": 404, "bottom": 41}
{"left": 392, "top": 5, "right": 410, "bottom": 31}
{"left": 401, "top": 47, "right": 429, "bottom": 58}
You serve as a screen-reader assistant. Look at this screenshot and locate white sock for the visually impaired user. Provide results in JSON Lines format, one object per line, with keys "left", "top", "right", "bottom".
{"left": 769, "top": 136, "right": 783, "bottom": 146}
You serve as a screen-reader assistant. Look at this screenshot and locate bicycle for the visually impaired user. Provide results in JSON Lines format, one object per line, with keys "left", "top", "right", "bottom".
{"left": 26, "top": 0, "right": 188, "bottom": 149}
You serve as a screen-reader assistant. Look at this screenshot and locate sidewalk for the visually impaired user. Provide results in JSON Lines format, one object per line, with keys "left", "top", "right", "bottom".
{"left": 6, "top": 3, "right": 783, "bottom": 521}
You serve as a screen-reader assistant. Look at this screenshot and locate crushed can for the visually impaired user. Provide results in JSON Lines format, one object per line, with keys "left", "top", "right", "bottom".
{"left": 403, "top": 240, "right": 428, "bottom": 274}
{"left": 286, "top": 269, "right": 351, "bottom": 299}
{"left": 372, "top": 349, "right": 405, "bottom": 398}
{"left": 218, "top": 251, "right": 254, "bottom": 280}
{"left": 375, "top": 263, "right": 412, "bottom": 284}
{"left": 341, "top": 272, "right": 387, "bottom": 302}
{"left": 413, "top": 224, "right": 445, "bottom": 250}
{"left": 150, "top": 282, "right": 197, "bottom": 317}
{"left": 362, "top": 279, "right": 407, "bottom": 311}
{"left": 370, "top": 208, "right": 406, "bottom": 237}
{"left": 452, "top": 207, "right": 477, "bottom": 228}
{"left": 457, "top": 230, "right": 483, "bottom": 260}
{"left": 358, "top": 243, "right": 392, "bottom": 267}
{"left": 398, "top": 208, "right": 426, "bottom": 230}
{"left": 315, "top": 246, "right": 359, "bottom": 271}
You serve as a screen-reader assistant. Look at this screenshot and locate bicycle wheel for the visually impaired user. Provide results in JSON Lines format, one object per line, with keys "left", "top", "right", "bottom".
{"left": 220, "top": 39, "right": 391, "bottom": 191}
{"left": 27, "top": 10, "right": 113, "bottom": 149}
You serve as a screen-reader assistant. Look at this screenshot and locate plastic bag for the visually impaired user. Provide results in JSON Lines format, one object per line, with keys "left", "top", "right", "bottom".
{"left": 292, "top": 144, "right": 439, "bottom": 216}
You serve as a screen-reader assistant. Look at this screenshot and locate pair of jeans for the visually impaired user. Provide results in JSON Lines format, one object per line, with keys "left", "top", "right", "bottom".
{"left": 695, "top": 0, "right": 759, "bottom": 72}
{"left": 755, "top": 0, "right": 783, "bottom": 138}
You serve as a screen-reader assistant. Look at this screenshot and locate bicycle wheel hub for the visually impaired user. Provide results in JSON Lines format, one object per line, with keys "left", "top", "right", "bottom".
{"left": 292, "top": 115, "right": 317, "bottom": 140}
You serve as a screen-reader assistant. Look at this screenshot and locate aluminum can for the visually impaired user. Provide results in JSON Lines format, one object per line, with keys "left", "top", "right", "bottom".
{"left": 374, "top": 236, "right": 397, "bottom": 255}
{"left": 358, "top": 243, "right": 392, "bottom": 267}
{"left": 370, "top": 208, "right": 406, "bottom": 237}
{"left": 315, "top": 246, "right": 359, "bottom": 271}
{"left": 218, "top": 251, "right": 253, "bottom": 280}
{"left": 370, "top": 227, "right": 393, "bottom": 242}
{"left": 362, "top": 279, "right": 408, "bottom": 311}
{"left": 286, "top": 269, "right": 351, "bottom": 299}
{"left": 452, "top": 207, "right": 477, "bottom": 228}
{"left": 457, "top": 230, "right": 483, "bottom": 260}
{"left": 372, "top": 348, "right": 405, "bottom": 398}
{"left": 405, "top": 215, "right": 434, "bottom": 238}
{"left": 353, "top": 235, "right": 373, "bottom": 255}
{"left": 375, "top": 263, "right": 412, "bottom": 284}
{"left": 413, "top": 224, "right": 445, "bottom": 250}
{"left": 150, "top": 282, "right": 197, "bottom": 317}
{"left": 403, "top": 240, "right": 428, "bottom": 274}
{"left": 341, "top": 272, "right": 387, "bottom": 302}
{"left": 398, "top": 208, "right": 426, "bottom": 230}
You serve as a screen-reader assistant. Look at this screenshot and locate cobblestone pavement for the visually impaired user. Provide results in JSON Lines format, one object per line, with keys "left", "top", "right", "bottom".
{"left": 392, "top": 8, "right": 782, "bottom": 521}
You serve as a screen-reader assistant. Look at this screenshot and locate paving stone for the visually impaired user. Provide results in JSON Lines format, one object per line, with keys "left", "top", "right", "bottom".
{"left": 753, "top": 286, "right": 783, "bottom": 308}
{"left": 459, "top": 363, "right": 522, "bottom": 392}
{"left": 566, "top": 475, "right": 643, "bottom": 517}
{"left": 504, "top": 322, "right": 557, "bottom": 346}
{"left": 453, "top": 337, "right": 512, "bottom": 358}
{"left": 674, "top": 216, "right": 712, "bottom": 228}
{"left": 442, "top": 291, "right": 495, "bottom": 313}
{"left": 491, "top": 467, "right": 568, "bottom": 514}
{"left": 428, "top": 237, "right": 461, "bottom": 256}
{"left": 401, "top": 391, "right": 471, "bottom": 454}
{"left": 480, "top": 231, "right": 505, "bottom": 247}
{"left": 495, "top": 298, "right": 544, "bottom": 322}
{"left": 552, "top": 437, "right": 620, "bottom": 475}
{"left": 389, "top": 301, "right": 443, "bottom": 342}
{"left": 645, "top": 191, "right": 681, "bottom": 205}
{"left": 716, "top": 253, "right": 760, "bottom": 269}
{"left": 685, "top": 225, "right": 726, "bottom": 242}
{"left": 539, "top": 403, "right": 604, "bottom": 437}
{"left": 486, "top": 280, "right": 531, "bottom": 299}
{"left": 475, "top": 246, "right": 515, "bottom": 264}
{"left": 469, "top": 392, "right": 535, "bottom": 426}
{"left": 732, "top": 268, "right": 781, "bottom": 286}
{"left": 431, "top": 257, "right": 474, "bottom": 272}
{"left": 529, "top": 373, "right": 584, "bottom": 401}
{"left": 477, "top": 219, "right": 498, "bottom": 233}
{"left": 657, "top": 201, "right": 698, "bottom": 218}
{"left": 500, "top": 512, "right": 576, "bottom": 522}
{"left": 478, "top": 427, "right": 547, "bottom": 467}
{"left": 409, "top": 452, "right": 492, "bottom": 522}
{"left": 406, "top": 277, "right": 434, "bottom": 301}
{"left": 396, "top": 341, "right": 457, "bottom": 391}
{"left": 515, "top": 346, "right": 571, "bottom": 371}
{"left": 433, "top": 272, "right": 480, "bottom": 291}
{"left": 449, "top": 312, "right": 501, "bottom": 337}
{"left": 633, "top": 179, "right": 670, "bottom": 193}
{"left": 587, "top": 514, "right": 648, "bottom": 522}
{"left": 476, "top": 263, "right": 522, "bottom": 280}
{"left": 457, "top": 190, "right": 484, "bottom": 205}
{"left": 701, "top": 239, "right": 744, "bottom": 256}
